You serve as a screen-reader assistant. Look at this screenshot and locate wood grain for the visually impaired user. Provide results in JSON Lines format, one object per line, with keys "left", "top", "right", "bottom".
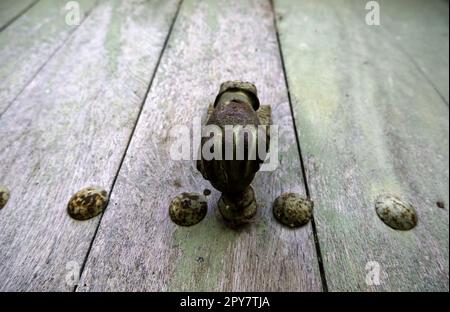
{"left": 0, "top": 0, "right": 37, "bottom": 31}
{"left": 274, "top": 0, "right": 449, "bottom": 291}
{"left": 378, "top": 0, "right": 449, "bottom": 104}
{"left": 0, "top": 0, "right": 98, "bottom": 115}
{"left": 0, "top": 0, "right": 180, "bottom": 291}
{"left": 77, "top": 0, "right": 322, "bottom": 291}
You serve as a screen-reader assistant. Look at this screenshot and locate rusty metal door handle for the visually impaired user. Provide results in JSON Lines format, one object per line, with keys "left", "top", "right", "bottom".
{"left": 196, "top": 81, "right": 271, "bottom": 226}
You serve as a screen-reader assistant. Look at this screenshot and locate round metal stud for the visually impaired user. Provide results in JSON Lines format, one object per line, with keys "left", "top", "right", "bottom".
{"left": 169, "top": 192, "right": 207, "bottom": 226}
{"left": 0, "top": 186, "right": 10, "bottom": 210}
{"left": 68, "top": 187, "right": 108, "bottom": 220}
{"left": 273, "top": 193, "right": 314, "bottom": 228}
{"left": 375, "top": 194, "right": 418, "bottom": 231}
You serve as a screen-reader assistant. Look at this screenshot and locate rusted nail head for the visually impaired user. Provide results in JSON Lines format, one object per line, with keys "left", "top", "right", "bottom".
{"left": 273, "top": 193, "right": 314, "bottom": 228}
{"left": 67, "top": 187, "right": 109, "bottom": 220}
{"left": 375, "top": 194, "right": 418, "bottom": 231}
{"left": 169, "top": 192, "right": 207, "bottom": 226}
{"left": 0, "top": 186, "right": 10, "bottom": 210}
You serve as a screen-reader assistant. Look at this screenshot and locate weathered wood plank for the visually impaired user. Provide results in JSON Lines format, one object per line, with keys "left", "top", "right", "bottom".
{"left": 0, "top": 0, "right": 180, "bottom": 291}
{"left": 0, "top": 0, "right": 98, "bottom": 115}
{"left": 78, "top": 0, "right": 322, "bottom": 291}
{"left": 0, "top": 0, "right": 37, "bottom": 31}
{"left": 274, "top": 0, "right": 449, "bottom": 291}
{"left": 378, "top": 0, "right": 449, "bottom": 104}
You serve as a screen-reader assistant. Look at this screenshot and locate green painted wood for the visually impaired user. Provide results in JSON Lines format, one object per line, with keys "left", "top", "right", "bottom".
{"left": 274, "top": 0, "right": 449, "bottom": 291}
{"left": 0, "top": 0, "right": 180, "bottom": 291}
{"left": 0, "top": 0, "right": 97, "bottom": 116}
{"left": 0, "top": 0, "right": 37, "bottom": 31}
{"left": 77, "top": 0, "right": 322, "bottom": 291}
{"left": 378, "top": 0, "right": 449, "bottom": 104}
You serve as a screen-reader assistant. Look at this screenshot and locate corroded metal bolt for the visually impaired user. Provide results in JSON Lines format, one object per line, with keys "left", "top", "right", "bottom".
{"left": 67, "top": 187, "right": 108, "bottom": 220}
{"left": 0, "top": 186, "right": 10, "bottom": 210}
{"left": 169, "top": 192, "right": 207, "bottom": 226}
{"left": 375, "top": 194, "right": 418, "bottom": 231}
{"left": 273, "top": 193, "right": 314, "bottom": 228}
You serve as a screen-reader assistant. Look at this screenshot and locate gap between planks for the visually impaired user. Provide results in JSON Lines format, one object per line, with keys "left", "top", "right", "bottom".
{"left": 0, "top": 0, "right": 100, "bottom": 118}
{"left": 388, "top": 39, "right": 449, "bottom": 107}
{"left": 269, "top": 0, "right": 329, "bottom": 292}
{"left": 0, "top": 0, "right": 39, "bottom": 33}
{"left": 274, "top": 0, "right": 449, "bottom": 291}
{"left": 73, "top": 0, "right": 184, "bottom": 292}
